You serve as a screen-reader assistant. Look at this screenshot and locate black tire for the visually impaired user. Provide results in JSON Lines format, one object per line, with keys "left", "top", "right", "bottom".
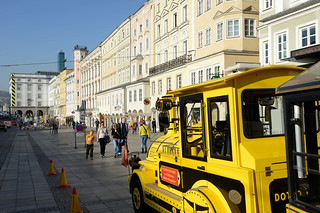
{"left": 132, "top": 179, "right": 146, "bottom": 213}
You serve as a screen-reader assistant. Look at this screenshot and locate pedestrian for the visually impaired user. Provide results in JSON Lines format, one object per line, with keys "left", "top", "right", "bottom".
{"left": 109, "top": 120, "right": 114, "bottom": 131}
{"left": 111, "top": 123, "right": 122, "bottom": 158}
{"left": 133, "top": 122, "right": 137, "bottom": 134}
{"left": 33, "top": 122, "right": 37, "bottom": 131}
{"left": 152, "top": 118, "right": 156, "bottom": 133}
{"left": 96, "top": 123, "right": 109, "bottom": 158}
{"left": 139, "top": 120, "right": 150, "bottom": 153}
{"left": 95, "top": 118, "right": 99, "bottom": 133}
{"left": 86, "top": 130, "right": 95, "bottom": 160}
{"left": 119, "top": 117, "right": 129, "bottom": 154}
{"left": 72, "top": 121, "right": 75, "bottom": 129}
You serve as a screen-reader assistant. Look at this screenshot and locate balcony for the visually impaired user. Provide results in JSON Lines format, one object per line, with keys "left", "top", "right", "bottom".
{"left": 149, "top": 54, "right": 192, "bottom": 75}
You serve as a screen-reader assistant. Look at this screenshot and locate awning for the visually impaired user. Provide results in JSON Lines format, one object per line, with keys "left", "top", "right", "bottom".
{"left": 276, "top": 61, "right": 320, "bottom": 94}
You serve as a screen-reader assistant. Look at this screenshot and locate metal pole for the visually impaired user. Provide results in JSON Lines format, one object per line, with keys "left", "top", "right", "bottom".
{"left": 75, "top": 130, "right": 77, "bottom": 149}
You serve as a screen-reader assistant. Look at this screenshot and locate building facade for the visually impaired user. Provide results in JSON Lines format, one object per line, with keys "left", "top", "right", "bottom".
{"left": 258, "top": 0, "right": 320, "bottom": 67}
{"left": 65, "top": 71, "right": 76, "bottom": 122}
{"left": 9, "top": 71, "right": 59, "bottom": 121}
{"left": 79, "top": 46, "right": 102, "bottom": 127}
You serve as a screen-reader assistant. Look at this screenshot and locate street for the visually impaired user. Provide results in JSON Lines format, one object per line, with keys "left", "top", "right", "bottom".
{"left": 0, "top": 125, "right": 159, "bottom": 213}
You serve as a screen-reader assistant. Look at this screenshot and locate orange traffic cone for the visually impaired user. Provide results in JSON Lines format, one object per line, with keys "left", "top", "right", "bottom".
{"left": 48, "top": 159, "right": 56, "bottom": 175}
{"left": 70, "top": 187, "right": 83, "bottom": 213}
{"left": 58, "top": 168, "right": 70, "bottom": 188}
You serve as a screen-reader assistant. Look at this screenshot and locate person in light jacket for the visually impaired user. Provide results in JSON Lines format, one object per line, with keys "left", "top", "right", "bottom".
{"left": 139, "top": 120, "right": 150, "bottom": 153}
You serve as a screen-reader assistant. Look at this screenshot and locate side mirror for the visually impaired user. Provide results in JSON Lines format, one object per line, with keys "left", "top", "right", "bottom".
{"left": 156, "top": 99, "right": 173, "bottom": 111}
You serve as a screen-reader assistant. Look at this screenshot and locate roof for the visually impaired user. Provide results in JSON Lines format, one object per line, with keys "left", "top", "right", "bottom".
{"left": 168, "top": 65, "right": 305, "bottom": 96}
{"left": 276, "top": 61, "right": 320, "bottom": 94}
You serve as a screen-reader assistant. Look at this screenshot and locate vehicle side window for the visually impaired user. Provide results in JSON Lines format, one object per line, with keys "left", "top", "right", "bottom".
{"left": 180, "top": 94, "right": 205, "bottom": 160}
{"left": 208, "top": 96, "right": 232, "bottom": 160}
{"left": 242, "top": 89, "right": 284, "bottom": 138}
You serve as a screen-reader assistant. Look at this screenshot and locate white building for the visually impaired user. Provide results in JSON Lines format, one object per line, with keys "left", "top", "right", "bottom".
{"left": 48, "top": 75, "right": 60, "bottom": 119}
{"left": 65, "top": 71, "right": 76, "bottom": 119}
{"left": 9, "top": 71, "right": 59, "bottom": 120}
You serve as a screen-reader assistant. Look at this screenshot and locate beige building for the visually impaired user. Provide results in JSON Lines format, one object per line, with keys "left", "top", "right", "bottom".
{"left": 59, "top": 69, "right": 73, "bottom": 125}
{"left": 149, "top": 0, "right": 260, "bottom": 109}
{"left": 73, "top": 45, "right": 88, "bottom": 110}
{"left": 97, "top": 18, "right": 131, "bottom": 125}
{"left": 79, "top": 46, "right": 101, "bottom": 127}
{"left": 127, "top": 0, "right": 154, "bottom": 123}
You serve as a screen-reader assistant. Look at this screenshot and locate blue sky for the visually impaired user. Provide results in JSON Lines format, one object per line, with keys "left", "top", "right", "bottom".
{"left": 0, "top": 0, "right": 147, "bottom": 91}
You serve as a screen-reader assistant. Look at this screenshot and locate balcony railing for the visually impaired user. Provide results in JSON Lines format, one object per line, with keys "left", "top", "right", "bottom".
{"left": 149, "top": 54, "right": 192, "bottom": 75}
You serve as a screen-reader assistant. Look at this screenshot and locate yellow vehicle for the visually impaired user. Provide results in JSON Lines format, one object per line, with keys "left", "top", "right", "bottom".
{"left": 129, "top": 65, "right": 305, "bottom": 213}
{"left": 277, "top": 62, "right": 320, "bottom": 213}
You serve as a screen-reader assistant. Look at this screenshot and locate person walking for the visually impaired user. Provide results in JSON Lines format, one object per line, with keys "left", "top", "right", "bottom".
{"left": 111, "top": 123, "right": 122, "bottom": 158}
{"left": 152, "top": 118, "right": 156, "bottom": 133}
{"left": 119, "top": 117, "right": 129, "bottom": 154}
{"left": 72, "top": 121, "right": 75, "bottom": 129}
{"left": 139, "top": 120, "right": 150, "bottom": 153}
{"left": 96, "top": 123, "right": 109, "bottom": 158}
{"left": 86, "top": 130, "right": 95, "bottom": 160}
{"left": 95, "top": 119, "right": 99, "bottom": 132}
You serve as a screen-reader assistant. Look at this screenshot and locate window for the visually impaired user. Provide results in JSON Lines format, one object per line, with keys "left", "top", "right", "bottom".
{"left": 152, "top": 82, "right": 156, "bottom": 95}
{"left": 167, "top": 77, "right": 171, "bottom": 91}
{"left": 158, "top": 80, "right": 162, "bottom": 94}
{"left": 214, "top": 65, "right": 220, "bottom": 77}
{"left": 277, "top": 32, "right": 287, "bottom": 61}
{"left": 208, "top": 96, "right": 232, "bottom": 160}
{"left": 140, "top": 24, "right": 142, "bottom": 33}
{"left": 157, "top": 3, "right": 160, "bottom": 13}
{"left": 38, "top": 94, "right": 41, "bottom": 99}
{"left": 198, "top": 0, "right": 203, "bottom": 16}
{"left": 145, "top": 63, "right": 148, "bottom": 74}
{"left": 16, "top": 93, "right": 21, "bottom": 99}
{"left": 205, "top": 28, "right": 211, "bottom": 45}
{"left": 157, "top": 53, "right": 161, "bottom": 65}
{"left": 134, "top": 46, "right": 137, "bottom": 56}
{"left": 139, "top": 89, "right": 142, "bottom": 101}
{"left": 217, "top": 0, "right": 223, "bottom": 5}
{"left": 173, "top": 13, "right": 178, "bottom": 28}
{"left": 133, "top": 65, "right": 136, "bottom": 76}
{"left": 206, "top": 0, "right": 211, "bottom": 11}
{"left": 146, "top": 38, "right": 149, "bottom": 49}
{"left": 264, "top": 0, "right": 272, "bottom": 9}
{"left": 164, "top": 19, "right": 168, "bottom": 33}
{"left": 206, "top": 67, "right": 212, "bottom": 80}
{"left": 183, "top": 40, "right": 188, "bottom": 55}
{"left": 217, "top": 22, "right": 223, "bottom": 41}
{"left": 242, "top": 89, "right": 284, "bottom": 137}
{"left": 129, "top": 91, "right": 132, "bottom": 102}
{"left": 139, "top": 64, "right": 143, "bottom": 75}
{"left": 17, "top": 85, "right": 21, "bottom": 90}
{"left": 227, "top": 20, "right": 240, "bottom": 37}
{"left": 139, "top": 42, "right": 142, "bottom": 53}
{"left": 174, "top": 75, "right": 181, "bottom": 89}
{"left": 157, "top": 24, "right": 161, "bottom": 38}
{"left": 134, "top": 90, "right": 137, "bottom": 102}
{"left": 146, "top": 19, "right": 149, "bottom": 27}
{"left": 164, "top": 50, "right": 169, "bottom": 62}
{"left": 300, "top": 24, "right": 316, "bottom": 47}
{"left": 198, "top": 70, "right": 203, "bottom": 83}
{"left": 245, "top": 19, "right": 255, "bottom": 37}
{"left": 198, "top": 32, "right": 203, "bottom": 48}
{"left": 173, "top": 46, "right": 178, "bottom": 59}
{"left": 183, "top": 5, "right": 188, "bottom": 22}
{"left": 263, "top": 41, "right": 269, "bottom": 65}
{"left": 191, "top": 72, "right": 196, "bottom": 84}
{"left": 164, "top": 0, "right": 168, "bottom": 7}
{"left": 180, "top": 94, "right": 205, "bottom": 159}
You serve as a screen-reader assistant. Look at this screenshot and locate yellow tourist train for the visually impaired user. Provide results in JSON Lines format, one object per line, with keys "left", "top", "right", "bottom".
{"left": 128, "top": 64, "right": 320, "bottom": 212}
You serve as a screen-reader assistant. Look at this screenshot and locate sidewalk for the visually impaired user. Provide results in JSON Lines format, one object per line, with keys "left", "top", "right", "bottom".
{"left": 0, "top": 127, "right": 162, "bottom": 213}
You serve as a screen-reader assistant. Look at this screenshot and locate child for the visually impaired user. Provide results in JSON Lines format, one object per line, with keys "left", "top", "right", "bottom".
{"left": 86, "top": 130, "right": 95, "bottom": 160}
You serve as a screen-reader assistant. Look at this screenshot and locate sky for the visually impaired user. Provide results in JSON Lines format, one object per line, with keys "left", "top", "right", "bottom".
{"left": 0, "top": 0, "right": 147, "bottom": 92}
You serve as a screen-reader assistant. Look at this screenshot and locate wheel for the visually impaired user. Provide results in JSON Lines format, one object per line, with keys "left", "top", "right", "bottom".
{"left": 132, "top": 179, "right": 146, "bottom": 213}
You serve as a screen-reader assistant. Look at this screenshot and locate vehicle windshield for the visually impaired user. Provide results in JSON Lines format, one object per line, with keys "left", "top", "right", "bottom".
{"left": 242, "top": 89, "right": 284, "bottom": 138}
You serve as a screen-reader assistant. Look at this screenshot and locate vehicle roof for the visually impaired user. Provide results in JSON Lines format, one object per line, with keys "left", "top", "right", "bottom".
{"left": 168, "top": 65, "right": 305, "bottom": 96}
{"left": 276, "top": 61, "right": 320, "bottom": 94}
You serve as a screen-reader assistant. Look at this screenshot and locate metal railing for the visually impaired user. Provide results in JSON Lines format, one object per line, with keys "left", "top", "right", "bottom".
{"left": 149, "top": 54, "right": 192, "bottom": 75}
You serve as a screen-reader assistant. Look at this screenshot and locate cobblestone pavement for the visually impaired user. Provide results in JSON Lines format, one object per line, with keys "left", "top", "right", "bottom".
{"left": 0, "top": 126, "right": 162, "bottom": 213}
